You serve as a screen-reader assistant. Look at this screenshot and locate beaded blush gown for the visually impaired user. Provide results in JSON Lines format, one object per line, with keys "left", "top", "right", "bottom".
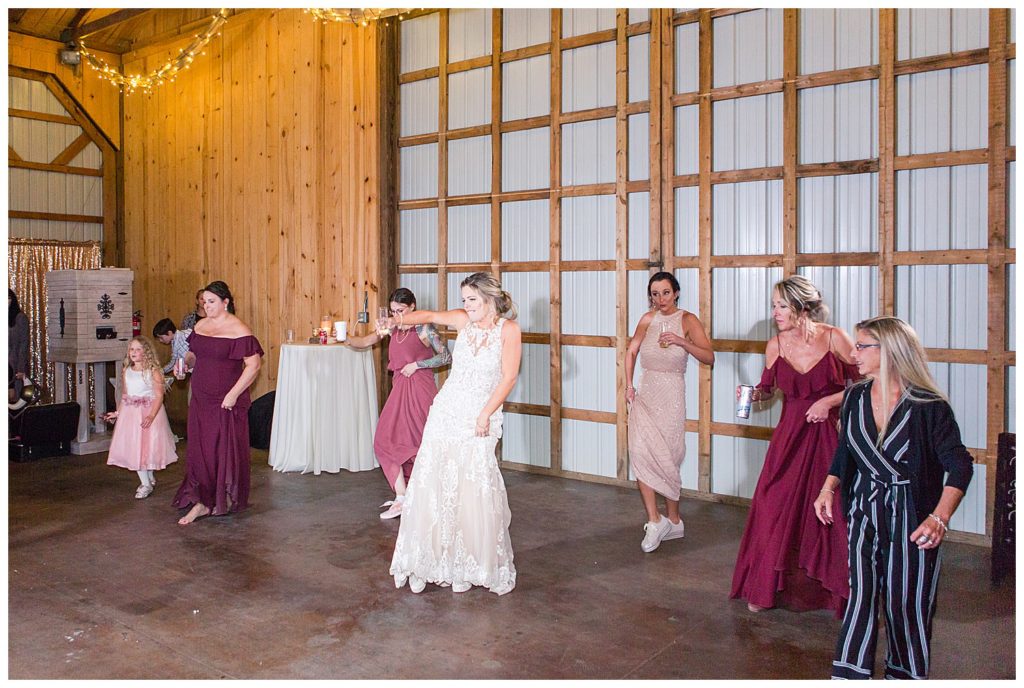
{"left": 389, "top": 318, "right": 516, "bottom": 595}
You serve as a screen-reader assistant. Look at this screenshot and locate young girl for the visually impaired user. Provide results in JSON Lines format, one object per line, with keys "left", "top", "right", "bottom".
{"left": 105, "top": 336, "right": 178, "bottom": 498}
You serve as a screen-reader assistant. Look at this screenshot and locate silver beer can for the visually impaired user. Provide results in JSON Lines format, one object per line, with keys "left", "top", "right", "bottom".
{"left": 736, "top": 384, "right": 754, "bottom": 419}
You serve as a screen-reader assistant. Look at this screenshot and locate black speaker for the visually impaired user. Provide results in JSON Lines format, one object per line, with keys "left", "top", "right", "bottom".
{"left": 248, "top": 391, "right": 275, "bottom": 450}
{"left": 992, "top": 432, "right": 1015, "bottom": 585}
{"left": 8, "top": 401, "right": 81, "bottom": 461}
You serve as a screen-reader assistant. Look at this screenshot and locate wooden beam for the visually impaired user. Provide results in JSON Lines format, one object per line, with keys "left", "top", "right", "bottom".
{"left": 503, "top": 402, "right": 550, "bottom": 417}
{"left": 560, "top": 105, "right": 617, "bottom": 125}
{"left": 499, "top": 43, "right": 551, "bottom": 64}
{"left": 9, "top": 108, "right": 77, "bottom": 126}
{"left": 9, "top": 210, "right": 104, "bottom": 224}
{"left": 893, "top": 148, "right": 988, "bottom": 170}
{"left": 797, "top": 159, "right": 879, "bottom": 178}
{"left": 379, "top": 16, "right": 401, "bottom": 406}
{"left": 549, "top": 8, "right": 564, "bottom": 474}
{"left": 562, "top": 407, "right": 618, "bottom": 424}
{"left": 491, "top": 9, "right": 503, "bottom": 282}
{"left": 893, "top": 47, "right": 990, "bottom": 76}
{"left": 50, "top": 132, "right": 92, "bottom": 166}
{"left": 8, "top": 146, "right": 22, "bottom": 162}
{"left": 794, "top": 65, "right": 880, "bottom": 90}
{"left": 9, "top": 158, "right": 102, "bottom": 177}
{"left": 445, "top": 54, "right": 492, "bottom": 75}
{"left": 709, "top": 78, "right": 783, "bottom": 102}
{"left": 878, "top": 10, "right": 897, "bottom": 315}
{"left": 892, "top": 249, "right": 991, "bottom": 265}
{"left": 560, "top": 28, "right": 617, "bottom": 52}
{"left": 397, "top": 66, "right": 438, "bottom": 84}
{"left": 782, "top": 9, "right": 799, "bottom": 279}
{"left": 9, "top": 9, "right": 28, "bottom": 26}
{"left": 697, "top": 9, "right": 713, "bottom": 495}
{"left": 615, "top": 8, "right": 630, "bottom": 481}
{"left": 64, "top": 8, "right": 150, "bottom": 42}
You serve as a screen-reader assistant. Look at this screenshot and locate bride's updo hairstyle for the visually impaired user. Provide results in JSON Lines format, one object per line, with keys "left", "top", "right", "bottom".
{"left": 460, "top": 272, "right": 518, "bottom": 321}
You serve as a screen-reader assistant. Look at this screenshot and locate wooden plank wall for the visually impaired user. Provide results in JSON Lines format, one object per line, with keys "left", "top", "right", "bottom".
{"left": 121, "top": 9, "right": 386, "bottom": 403}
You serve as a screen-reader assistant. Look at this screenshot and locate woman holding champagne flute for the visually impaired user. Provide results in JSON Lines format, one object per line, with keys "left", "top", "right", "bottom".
{"left": 345, "top": 288, "right": 451, "bottom": 519}
{"left": 624, "top": 271, "right": 714, "bottom": 553}
{"left": 730, "top": 275, "right": 859, "bottom": 615}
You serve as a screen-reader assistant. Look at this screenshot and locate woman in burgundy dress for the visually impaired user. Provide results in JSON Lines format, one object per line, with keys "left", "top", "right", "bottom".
{"left": 173, "top": 281, "right": 263, "bottom": 525}
{"left": 345, "top": 288, "right": 451, "bottom": 519}
{"left": 730, "top": 275, "right": 859, "bottom": 615}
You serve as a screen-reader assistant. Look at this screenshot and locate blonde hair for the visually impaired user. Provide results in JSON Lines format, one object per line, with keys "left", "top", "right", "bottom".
{"left": 855, "top": 316, "right": 946, "bottom": 441}
{"left": 774, "top": 275, "right": 830, "bottom": 324}
{"left": 123, "top": 336, "right": 163, "bottom": 377}
{"left": 460, "top": 272, "right": 518, "bottom": 321}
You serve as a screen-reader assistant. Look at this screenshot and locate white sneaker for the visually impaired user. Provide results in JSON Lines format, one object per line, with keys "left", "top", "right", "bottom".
{"left": 451, "top": 581, "right": 471, "bottom": 593}
{"left": 641, "top": 516, "right": 672, "bottom": 553}
{"left": 379, "top": 497, "right": 404, "bottom": 520}
{"left": 135, "top": 484, "right": 153, "bottom": 499}
{"left": 408, "top": 575, "right": 426, "bottom": 594}
{"left": 663, "top": 517, "right": 685, "bottom": 541}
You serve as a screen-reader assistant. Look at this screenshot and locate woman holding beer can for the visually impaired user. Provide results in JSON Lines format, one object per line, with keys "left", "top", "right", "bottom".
{"left": 730, "top": 275, "right": 859, "bottom": 615}
{"left": 624, "top": 272, "right": 714, "bottom": 553}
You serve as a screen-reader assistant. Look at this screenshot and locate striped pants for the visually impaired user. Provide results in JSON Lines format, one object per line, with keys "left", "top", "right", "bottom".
{"left": 831, "top": 487, "right": 941, "bottom": 680}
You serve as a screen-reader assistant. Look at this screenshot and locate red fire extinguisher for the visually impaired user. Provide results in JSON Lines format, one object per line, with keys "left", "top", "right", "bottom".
{"left": 132, "top": 310, "right": 142, "bottom": 337}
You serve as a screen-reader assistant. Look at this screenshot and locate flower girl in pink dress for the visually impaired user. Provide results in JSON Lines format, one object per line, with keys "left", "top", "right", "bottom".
{"left": 105, "top": 337, "right": 178, "bottom": 498}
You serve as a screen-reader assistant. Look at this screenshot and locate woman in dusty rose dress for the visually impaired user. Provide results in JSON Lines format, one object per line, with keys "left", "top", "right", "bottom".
{"left": 172, "top": 281, "right": 263, "bottom": 525}
{"left": 344, "top": 288, "right": 451, "bottom": 519}
{"left": 625, "top": 272, "right": 714, "bottom": 553}
{"left": 730, "top": 275, "right": 858, "bottom": 615}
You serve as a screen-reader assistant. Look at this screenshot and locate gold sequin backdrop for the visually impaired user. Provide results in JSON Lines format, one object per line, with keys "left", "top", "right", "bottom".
{"left": 8, "top": 239, "right": 102, "bottom": 401}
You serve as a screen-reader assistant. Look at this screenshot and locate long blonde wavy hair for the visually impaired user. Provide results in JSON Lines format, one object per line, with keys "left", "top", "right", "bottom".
{"left": 855, "top": 316, "right": 946, "bottom": 441}
{"left": 122, "top": 336, "right": 162, "bottom": 377}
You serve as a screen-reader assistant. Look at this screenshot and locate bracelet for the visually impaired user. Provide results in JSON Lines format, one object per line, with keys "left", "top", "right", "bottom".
{"left": 928, "top": 513, "right": 948, "bottom": 531}
{"left": 819, "top": 488, "right": 835, "bottom": 495}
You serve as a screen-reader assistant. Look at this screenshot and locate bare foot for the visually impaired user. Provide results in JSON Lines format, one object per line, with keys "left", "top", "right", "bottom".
{"left": 178, "top": 503, "right": 210, "bottom": 525}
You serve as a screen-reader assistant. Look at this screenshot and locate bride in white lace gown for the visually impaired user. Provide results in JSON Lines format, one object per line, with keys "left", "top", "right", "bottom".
{"left": 387, "top": 273, "right": 522, "bottom": 595}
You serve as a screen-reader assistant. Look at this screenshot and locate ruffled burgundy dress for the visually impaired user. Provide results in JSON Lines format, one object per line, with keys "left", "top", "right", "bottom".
{"left": 730, "top": 346, "right": 859, "bottom": 616}
{"left": 373, "top": 330, "right": 442, "bottom": 489}
{"left": 172, "top": 332, "right": 264, "bottom": 516}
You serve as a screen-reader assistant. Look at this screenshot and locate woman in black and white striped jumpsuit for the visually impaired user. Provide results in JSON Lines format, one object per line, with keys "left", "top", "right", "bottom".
{"left": 813, "top": 316, "right": 973, "bottom": 680}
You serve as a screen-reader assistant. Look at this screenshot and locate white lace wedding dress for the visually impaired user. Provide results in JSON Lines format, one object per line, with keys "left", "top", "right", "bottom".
{"left": 389, "top": 318, "right": 516, "bottom": 595}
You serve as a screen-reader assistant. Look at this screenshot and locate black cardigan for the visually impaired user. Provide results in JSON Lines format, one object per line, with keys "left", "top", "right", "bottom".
{"left": 829, "top": 381, "right": 974, "bottom": 525}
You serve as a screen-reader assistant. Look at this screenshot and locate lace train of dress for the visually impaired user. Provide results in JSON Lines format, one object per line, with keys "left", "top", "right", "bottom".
{"left": 389, "top": 318, "right": 516, "bottom": 595}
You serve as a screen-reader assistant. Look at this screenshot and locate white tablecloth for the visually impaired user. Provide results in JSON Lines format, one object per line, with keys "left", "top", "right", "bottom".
{"left": 269, "top": 343, "right": 379, "bottom": 474}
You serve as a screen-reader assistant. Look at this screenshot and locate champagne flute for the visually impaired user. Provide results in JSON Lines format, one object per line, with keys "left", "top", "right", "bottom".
{"left": 376, "top": 307, "right": 391, "bottom": 336}
{"left": 659, "top": 321, "right": 669, "bottom": 348}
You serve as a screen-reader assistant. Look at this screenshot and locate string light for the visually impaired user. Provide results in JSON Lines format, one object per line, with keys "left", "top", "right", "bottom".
{"left": 305, "top": 8, "right": 414, "bottom": 26}
{"left": 78, "top": 9, "right": 229, "bottom": 95}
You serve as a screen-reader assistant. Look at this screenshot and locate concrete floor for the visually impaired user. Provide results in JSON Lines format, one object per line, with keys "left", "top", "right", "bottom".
{"left": 8, "top": 446, "right": 1015, "bottom": 680}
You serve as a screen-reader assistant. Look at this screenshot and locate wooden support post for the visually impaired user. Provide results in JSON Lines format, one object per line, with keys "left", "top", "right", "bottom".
{"left": 877, "top": 9, "right": 897, "bottom": 315}
{"left": 615, "top": 9, "right": 629, "bottom": 480}
{"left": 782, "top": 9, "right": 799, "bottom": 278}
{"left": 549, "top": 8, "right": 564, "bottom": 473}
{"left": 697, "top": 9, "right": 714, "bottom": 494}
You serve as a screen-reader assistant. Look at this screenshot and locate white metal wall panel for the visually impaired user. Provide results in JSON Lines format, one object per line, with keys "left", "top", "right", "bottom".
{"left": 563, "top": 43, "right": 616, "bottom": 112}
{"left": 1009, "top": 162, "right": 1016, "bottom": 249}
{"left": 503, "top": 9, "right": 550, "bottom": 51}
{"left": 680, "top": 433, "right": 699, "bottom": 490}
{"left": 674, "top": 105, "right": 699, "bottom": 175}
{"left": 712, "top": 180, "right": 783, "bottom": 256}
{"left": 895, "top": 265, "right": 988, "bottom": 350}
{"left": 1007, "top": 366, "right": 1016, "bottom": 433}
{"left": 561, "top": 272, "right": 616, "bottom": 336}
{"left": 501, "top": 199, "right": 549, "bottom": 262}
{"left": 628, "top": 9, "right": 650, "bottom": 25}
{"left": 399, "top": 78, "right": 438, "bottom": 137}
{"left": 628, "top": 113, "right": 650, "bottom": 181}
{"left": 562, "top": 346, "right": 617, "bottom": 413}
{"left": 712, "top": 94, "right": 783, "bottom": 171}
{"left": 1012, "top": 9, "right": 1016, "bottom": 43}
{"left": 398, "top": 273, "right": 438, "bottom": 311}
{"left": 562, "top": 419, "right": 617, "bottom": 479}
{"left": 448, "top": 67, "right": 491, "bottom": 130}
{"left": 502, "top": 413, "right": 551, "bottom": 468}
{"left": 927, "top": 362, "right": 987, "bottom": 449}
{"left": 448, "top": 9, "right": 491, "bottom": 63}
{"left": 448, "top": 135, "right": 491, "bottom": 196}
{"left": 628, "top": 270, "right": 651, "bottom": 338}
{"left": 10, "top": 119, "right": 83, "bottom": 164}
{"left": 799, "top": 81, "right": 878, "bottom": 164}
{"left": 8, "top": 169, "right": 101, "bottom": 216}
{"left": 797, "top": 266, "right": 879, "bottom": 338}
{"left": 674, "top": 186, "right": 699, "bottom": 256}
{"left": 1010, "top": 60, "right": 1016, "bottom": 146}
{"left": 399, "top": 208, "right": 438, "bottom": 264}
{"left": 674, "top": 23, "right": 699, "bottom": 93}
{"left": 798, "top": 174, "right": 878, "bottom": 253}
{"left": 447, "top": 204, "right": 490, "bottom": 263}
{"left": 673, "top": 267, "right": 700, "bottom": 318}
{"left": 506, "top": 343, "right": 550, "bottom": 405}
{"left": 400, "top": 13, "right": 440, "bottom": 73}
{"left": 562, "top": 9, "right": 616, "bottom": 38}
{"left": 8, "top": 218, "right": 101, "bottom": 242}
{"left": 712, "top": 267, "right": 783, "bottom": 340}
{"left": 562, "top": 119, "right": 616, "bottom": 186}
{"left": 447, "top": 271, "right": 474, "bottom": 311}
{"left": 896, "top": 66, "right": 988, "bottom": 155}
{"left": 70, "top": 142, "right": 101, "bottom": 169}
{"left": 897, "top": 9, "right": 988, "bottom": 60}
{"left": 712, "top": 9, "right": 783, "bottom": 88}
{"left": 8, "top": 76, "right": 65, "bottom": 114}
{"left": 399, "top": 143, "right": 438, "bottom": 200}
{"left": 712, "top": 351, "right": 782, "bottom": 427}
{"left": 896, "top": 166, "right": 987, "bottom": 251}
{"left": 711, "top": 435, "right": 771, "bottom": 499}
{"left": 502, "top": 55, "right": 550, "bottom": 121}
{"left": 628, "top": 34, "right": 650, "bottom": 103}
{"left": 502, "top": 128, "right": 550, "bottom": 191}
{"left": 628, "top": 192, "right": 650, "bottom": 260}
{"left": 562, "top": 195, "right": 616, "bottom": 261}
{"left": 948, "top": 463, "right": 985, "bottom": 535}
{"left": 1008, "top": 264, "right": 1016, "bottom": 351}
{"left": 800, "top": 9, "right": 878, "bottom": 74}
{"left": 501, "top": 272, "right": 550, "bottom": 334}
